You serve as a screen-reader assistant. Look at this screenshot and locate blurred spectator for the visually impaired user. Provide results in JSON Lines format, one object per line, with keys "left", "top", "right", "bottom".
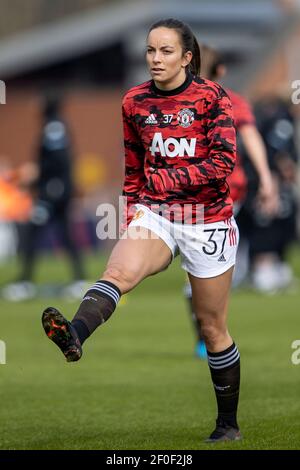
{"left": 240, "top": 96, "right": 298, "bottom": 292}
{"left": 2, "top": 97, "right": 85, "bottom": 300}
{"left": 184, "top": 44, "right": 277, "bottom": 359}
{"left": 0, "top": 159, "right": 33, "bottom": 262}
{"left": 198, "top": 45, "right": 279, "bottom": 289}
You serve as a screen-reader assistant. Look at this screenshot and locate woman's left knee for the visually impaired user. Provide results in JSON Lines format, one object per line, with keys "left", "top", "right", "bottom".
{"left": 201, "top": 321, "right": 227, "bottom": 343}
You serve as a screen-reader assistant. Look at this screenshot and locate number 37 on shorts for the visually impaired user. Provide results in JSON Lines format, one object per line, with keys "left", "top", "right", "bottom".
{"left": 179, "top": 217, "right": 239, "bottom": 278}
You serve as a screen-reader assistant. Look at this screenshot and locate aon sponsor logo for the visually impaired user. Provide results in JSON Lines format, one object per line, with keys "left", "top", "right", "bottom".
{"left": 150, "top": 132, "right": 196, "bottom": 157}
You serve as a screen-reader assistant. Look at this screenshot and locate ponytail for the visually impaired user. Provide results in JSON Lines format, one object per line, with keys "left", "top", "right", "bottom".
{"left": 190, "top": 35, "right": 201, "bottom": 76}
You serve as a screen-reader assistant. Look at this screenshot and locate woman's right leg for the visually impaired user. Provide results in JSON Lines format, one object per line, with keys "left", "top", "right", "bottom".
{"left": 101, "top": 225, "right": 173, "bottom": 294}
{"left": 42, "top": 226, "right": 172, "bottom": 361}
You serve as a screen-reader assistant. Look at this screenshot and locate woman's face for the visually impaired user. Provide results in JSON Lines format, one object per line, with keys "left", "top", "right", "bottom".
{"left": 146, "top": 27, "right": 192, "bottom": 90}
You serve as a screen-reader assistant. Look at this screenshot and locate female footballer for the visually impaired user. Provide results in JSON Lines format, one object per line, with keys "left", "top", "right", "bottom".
{"left": 42, "top": 18, "right": 241, "bottom": 443}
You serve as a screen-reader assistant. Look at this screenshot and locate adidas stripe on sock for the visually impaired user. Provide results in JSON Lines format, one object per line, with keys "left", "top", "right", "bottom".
{"left": 86, "top": 280, "right": 121, "bottom": 307}
{"left": 207, "top": 343, "right": 240, "bottom": 370}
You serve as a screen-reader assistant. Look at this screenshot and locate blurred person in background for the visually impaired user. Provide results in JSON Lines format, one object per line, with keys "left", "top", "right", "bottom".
{"left": 2, "top": 97, "right": 85, "bottom": 301}
{"left": 42, "top": 19, "right": 242, "bottom": 443}
{"left": 241, "top": 96, "right": 298, "bottom": 293}
{"left": 0, "top": 159, "right": 33, "bottom": 263}
{"left": 183, "top": 44, "right": 278, "bottom": 359}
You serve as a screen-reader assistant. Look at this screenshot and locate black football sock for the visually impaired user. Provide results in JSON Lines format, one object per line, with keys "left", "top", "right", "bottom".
{"left": 207, "top": 342, "right": 240, "bottom": 429}
{"left": 71, "top": 280, "right": 121, "bottom": 344}
{"left": 184, "top": 282, "right": 203, "bottom": 342}
{"left": 71, "top": 320, "right": 90, "bottom": 345}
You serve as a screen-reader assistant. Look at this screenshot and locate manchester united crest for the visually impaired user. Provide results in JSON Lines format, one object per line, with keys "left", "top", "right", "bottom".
{"left": 177, "top": 108, "right": 194, "bottom": 128}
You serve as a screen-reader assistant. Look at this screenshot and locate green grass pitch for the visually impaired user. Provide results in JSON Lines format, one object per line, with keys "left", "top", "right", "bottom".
{"left": 0, "top": 247, "right": 300, "bottom": 450}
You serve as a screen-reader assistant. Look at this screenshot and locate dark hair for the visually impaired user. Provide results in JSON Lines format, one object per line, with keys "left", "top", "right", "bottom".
{"left": 148, "top": 18, "right": 201, "bottom": 76}
{"left": 199, "top": 44, "right": 224, "bottom": 80}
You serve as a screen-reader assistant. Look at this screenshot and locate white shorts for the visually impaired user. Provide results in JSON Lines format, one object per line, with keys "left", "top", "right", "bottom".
{"left": 129, "top": 204, "right": 239, "bottom": 278}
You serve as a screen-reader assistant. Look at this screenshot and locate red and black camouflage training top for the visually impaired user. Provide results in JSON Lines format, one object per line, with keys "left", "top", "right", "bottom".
{"left": 122, "top": 73, "right": 236, "bottom": 224}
